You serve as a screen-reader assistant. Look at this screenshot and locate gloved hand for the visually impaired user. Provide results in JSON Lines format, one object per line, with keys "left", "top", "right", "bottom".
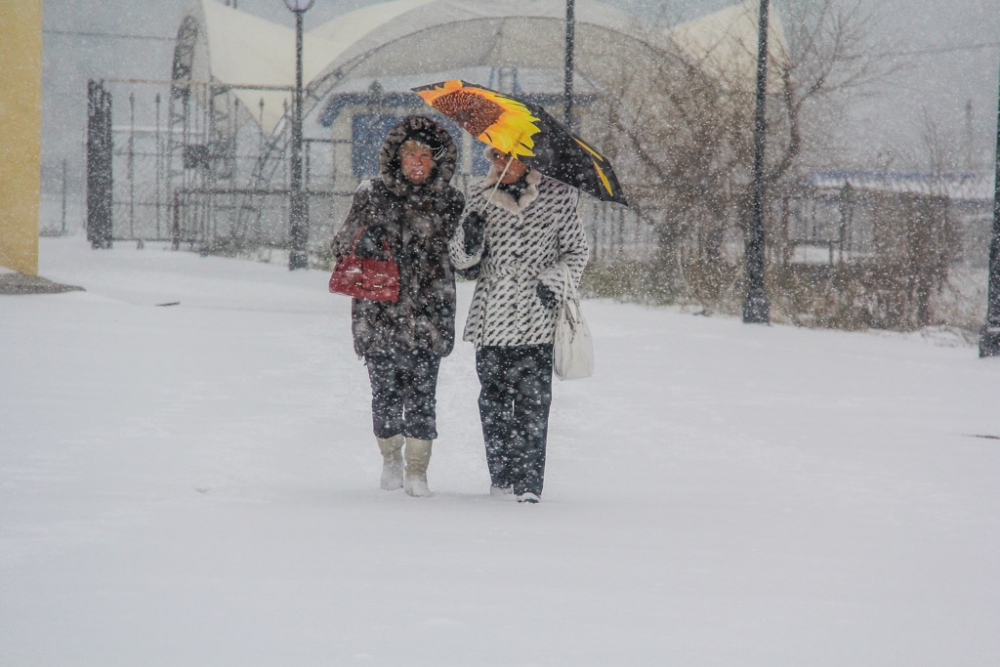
{"left": 536, "top": 282, "right": 558, "bottom": 308}
{"left": 356, "top": 225, "right": 387, "bottom": 259}
{"left": 462, "top": 211, "right": 486, "bottom": 254}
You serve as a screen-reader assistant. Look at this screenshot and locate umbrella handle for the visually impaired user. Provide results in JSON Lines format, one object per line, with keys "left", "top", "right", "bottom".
{"left": 480, "top": 154, "right": 515, "bottom": 213}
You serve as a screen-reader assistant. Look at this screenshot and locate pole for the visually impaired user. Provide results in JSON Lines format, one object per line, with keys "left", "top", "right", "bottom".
{"left": 103, "top": 85, "right": 113, "bottom": 248}
{"left": 87, "top": 80, "right": 113, "bottom": 249}
{"left": 742, "top": 0, "right": 772, "bottom": 324}
{"left": 564, "top": 0, "right": 576, "bottom": 130}
{"left": 172, "top": 190, "right": 180, "bottom": 250}
{"left": 288, "top": 9, "right": 309, "bottom": 270}
{"left": 61, "top": 159, "right": 68, "bottom": 235}
{"left": 979, "top": 57, "right": 1000, "bottom": 356}
{"left": 128, "top": 91, "right": 135, "bottom": 241}
{"left": 155, "top": 93, "right": 161, "bottom": 239}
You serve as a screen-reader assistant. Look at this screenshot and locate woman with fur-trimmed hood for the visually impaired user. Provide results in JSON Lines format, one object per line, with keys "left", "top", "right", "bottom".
{"left": 330, "top": 115, "right": 464, "bottom": 497}
{"left": 448, "top": 146, "right": 589, "bottom": 504}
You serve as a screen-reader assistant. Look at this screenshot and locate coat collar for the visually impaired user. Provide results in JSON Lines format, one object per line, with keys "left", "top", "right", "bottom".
{"left": 479, "top": 164, "right": 542, "bottom": 215}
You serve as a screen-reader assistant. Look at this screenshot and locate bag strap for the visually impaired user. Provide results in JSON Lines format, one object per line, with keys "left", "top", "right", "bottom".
{"left": 562, "top": 263, "right": 580, "bottom": 305}
{"left": 346, "top": 226, "right": 366, "bottom": 256}
{"left": 347, "top": 225, "right": 394, "bottom": 262}
{"left": 558, "top": 263, "right": 584, "bottom": 326}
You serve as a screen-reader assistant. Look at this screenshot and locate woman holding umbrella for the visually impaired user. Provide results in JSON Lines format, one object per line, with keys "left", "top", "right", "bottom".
{"left": 449, "top": 146, "right": 589, "bottom": 503}
{"left": 416, "top": 80, "right": 625, "bottom": 503}
{"left": 329, "top": 115, "right": 464, "bottom": 497}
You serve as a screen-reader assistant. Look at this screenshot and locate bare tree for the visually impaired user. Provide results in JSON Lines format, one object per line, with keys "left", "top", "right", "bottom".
{"left": 585, "top": 0, "right": 899, "bottom": 313}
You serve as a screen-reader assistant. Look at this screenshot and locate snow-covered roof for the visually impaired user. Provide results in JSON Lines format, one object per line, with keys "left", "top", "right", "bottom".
{"left": 182, "top": 0, "right": 426, "bottom": 134}
{"left": 666, "top": 0, "right": 789, "bottom": 93}
{"left": 807, "top": 171, "right": 996, "bottom": 203}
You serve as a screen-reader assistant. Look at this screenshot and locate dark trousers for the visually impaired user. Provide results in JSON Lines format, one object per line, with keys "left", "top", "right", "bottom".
{"left": 365, "top": 348, "right": 441, "bottom": 440}
{"left": 475, "top": 344, "right": 553, "bottom": 496}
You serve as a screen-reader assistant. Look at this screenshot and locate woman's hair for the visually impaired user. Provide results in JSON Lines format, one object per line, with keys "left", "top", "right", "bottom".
{"left": 399, "top": 139, "right": 432, "bottom": 156}
{"left": 402, "top": 129, "right": 448, "bottom": 161}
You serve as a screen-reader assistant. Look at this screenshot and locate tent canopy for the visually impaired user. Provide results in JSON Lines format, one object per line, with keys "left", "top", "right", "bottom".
{"left": 167, "top": 0, "right": 802, "bottom": 214}
{"left": 667, "top": 0, "right": 789, "bottom": 93}
{"left": 176, "top": 0, "right": 781, "bottom": 137}
{"left": 182, "top": 0, "right": 430, "bottom": 134}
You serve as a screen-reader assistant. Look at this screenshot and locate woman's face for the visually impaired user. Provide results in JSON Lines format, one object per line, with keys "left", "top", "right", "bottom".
{"left": 400, "top": 143, "right": 435, "bottom": 185}
{"left": 488, "top": 149, "right": 528, "bottom": 184}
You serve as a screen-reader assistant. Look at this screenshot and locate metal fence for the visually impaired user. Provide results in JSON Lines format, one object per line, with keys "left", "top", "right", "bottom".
{"left": 779, "top": 185, "right": 992, "bottom": 268}
{"left": 85, "top": 78, "right": 644, "bottom": 260}
{"left": 88, "top": 79, "right": 991, "bottom": 268}
{"left": 86, "top": 78, "right": 350, "bottom": 253}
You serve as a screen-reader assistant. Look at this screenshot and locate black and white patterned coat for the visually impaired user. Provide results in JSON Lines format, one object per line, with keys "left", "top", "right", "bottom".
{"left": 449, "top": 165, "right": 589, "bottom": 348}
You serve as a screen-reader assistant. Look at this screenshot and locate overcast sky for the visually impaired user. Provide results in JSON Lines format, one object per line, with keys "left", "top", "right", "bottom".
{"left": 41, "top": 0, "right": 1000, "bottom": 193}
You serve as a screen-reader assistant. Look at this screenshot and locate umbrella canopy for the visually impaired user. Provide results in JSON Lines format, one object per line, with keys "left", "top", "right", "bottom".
{"left": 413, "top": 80, "right": 627, "bottom": 206}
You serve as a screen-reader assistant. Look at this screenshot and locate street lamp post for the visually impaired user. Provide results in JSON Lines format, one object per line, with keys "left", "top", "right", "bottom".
{"left": 743, "top": 0, "right": 772, "bottom": 324}
{"left": 284, "top": 0, "right": 314, "bottom": 271}
{"left": 980, "top": 56, "right": 1000, "bottom": 356}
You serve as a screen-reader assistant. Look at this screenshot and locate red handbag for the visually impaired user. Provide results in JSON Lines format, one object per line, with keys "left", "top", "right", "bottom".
{"left": 328, "top": 226, "right": 400, "bottom": 302}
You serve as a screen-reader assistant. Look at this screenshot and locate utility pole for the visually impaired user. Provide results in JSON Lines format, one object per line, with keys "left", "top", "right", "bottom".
{"left": 743, "top": 0, "right": 772, "bottom": 324}
{"left": 979, "top": 59, "right": 1000, "bottom": 356}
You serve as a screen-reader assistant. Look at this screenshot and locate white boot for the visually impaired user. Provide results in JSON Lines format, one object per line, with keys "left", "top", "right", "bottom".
{"left": 403, "top": 438, "right": 432, "bottom": 497}
{"left": 376, "top": 434, "right": 404, "bottom": 490}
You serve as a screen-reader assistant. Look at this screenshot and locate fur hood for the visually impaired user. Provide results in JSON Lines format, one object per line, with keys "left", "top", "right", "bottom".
{"left": 378, "top": 115, "right": 458, "bottom": 197}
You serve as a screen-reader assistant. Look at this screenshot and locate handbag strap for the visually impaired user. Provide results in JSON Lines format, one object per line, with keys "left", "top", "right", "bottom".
{"left": 561, "top": 263, "right": 580, "bottom": 305}
{"left": 559, "top": 263, "right": 584, "bottom": 326}
{"left": 347, "top": 225, "right": 394, "bottom": 262}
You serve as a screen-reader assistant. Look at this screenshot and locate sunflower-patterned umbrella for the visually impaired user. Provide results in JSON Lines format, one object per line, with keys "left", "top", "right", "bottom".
{"left": 413, "top": 80, "right": 628, "bottom": 206}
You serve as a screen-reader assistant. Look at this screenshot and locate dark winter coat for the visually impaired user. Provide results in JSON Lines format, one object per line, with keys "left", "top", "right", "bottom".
{"left": 449, "top": 161, "right": 589, "bottom": 348}
{"left": 330, "top": 116, "right": 465, "bottom": 358}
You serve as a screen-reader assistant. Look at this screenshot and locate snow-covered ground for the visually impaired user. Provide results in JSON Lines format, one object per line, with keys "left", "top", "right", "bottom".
{"left": 2, "top": 237, "right": 999, "bottom": 666}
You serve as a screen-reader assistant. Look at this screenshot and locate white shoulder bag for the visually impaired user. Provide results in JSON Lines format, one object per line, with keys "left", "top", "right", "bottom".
{"left": 553, "top": 264, "right": 594, "bottom": 380}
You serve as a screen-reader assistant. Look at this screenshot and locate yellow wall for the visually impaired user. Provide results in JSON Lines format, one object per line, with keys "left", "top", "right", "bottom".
{"left": 0, "top": 0, "right": 43, "bottom": 276}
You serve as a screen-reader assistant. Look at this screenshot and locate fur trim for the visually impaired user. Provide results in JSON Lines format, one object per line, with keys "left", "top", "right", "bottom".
{"left": 480, "top": 146, "right": 542, "bottom": 215}
{"left": 378, "top": 115, "right": 458, "bottom": 197}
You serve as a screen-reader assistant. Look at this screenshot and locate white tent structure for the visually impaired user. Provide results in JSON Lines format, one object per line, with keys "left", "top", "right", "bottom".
{"left": 173, "top": 0, "right": 692, "bottom": 138}
{"left": 667, "top": 0, "right": 789, "bottom": 94}
{"left": 164, "top": 0, "right": 795, "bottom": 251}
{"left": 175, "top": 0, "right": 442, "bottom": 136}
{"left": 168, "top": 0, "right": 694, "bottom": 219}
{"left": 174, "top": 0, "right": 791, "bottom": 134}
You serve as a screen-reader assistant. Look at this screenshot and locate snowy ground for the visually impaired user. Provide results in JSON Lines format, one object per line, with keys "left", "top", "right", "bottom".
{"left": 2, "top": 237, "right": 999, "bottom": 666}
